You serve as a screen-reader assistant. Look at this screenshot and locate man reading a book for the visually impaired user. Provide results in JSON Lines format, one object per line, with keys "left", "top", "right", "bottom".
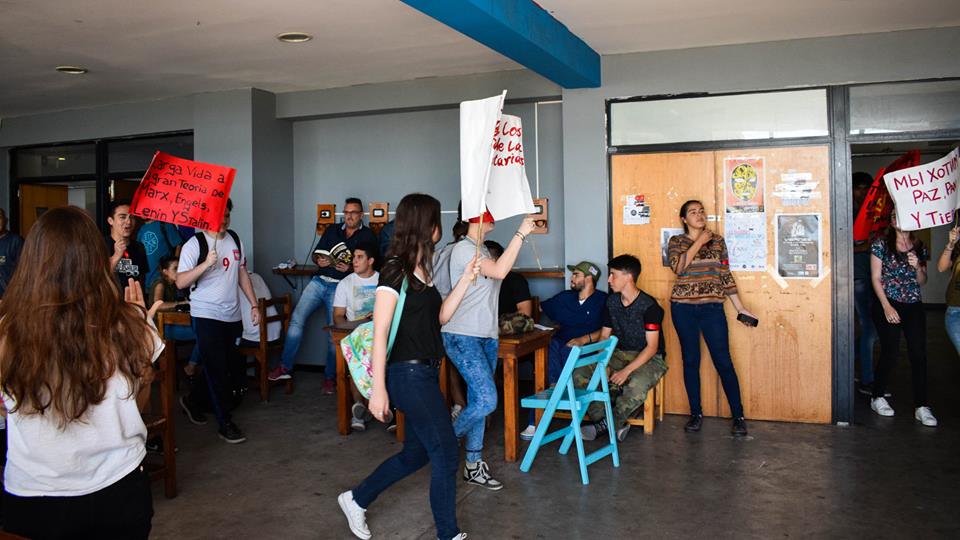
{"left": 270, "top": 197, "right": 378, "bottom": 392}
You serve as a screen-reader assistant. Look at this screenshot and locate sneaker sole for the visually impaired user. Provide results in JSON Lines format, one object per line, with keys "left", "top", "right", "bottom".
{"left": 267, "top": 375, "right": 292, "bottom": 382}
{"left": 464, "top": 479, "right": 504, "bottom": 491}
{"left": 872, "top": 409, "right": 894, "bottom": 417}
{"left": 178, "top": 396, "right": 207, "bottom": 425}
{"left": 351, "top": 421, "right": 366, "bottom": 432}
{"left": 337, "top": 492, "right": 372, "bottom": 540}
{"left": 218, "top": 434, "right": 247, "bottom": 444}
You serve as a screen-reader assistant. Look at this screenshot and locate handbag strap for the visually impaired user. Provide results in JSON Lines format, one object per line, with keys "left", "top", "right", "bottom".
{"left": 385, "top": 278, "right": 408, "bottom": 355}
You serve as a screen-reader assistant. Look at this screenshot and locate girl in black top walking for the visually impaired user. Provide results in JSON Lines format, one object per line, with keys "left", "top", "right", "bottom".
{"left": 338, "top": 193, "right": 478, "bottom": 540}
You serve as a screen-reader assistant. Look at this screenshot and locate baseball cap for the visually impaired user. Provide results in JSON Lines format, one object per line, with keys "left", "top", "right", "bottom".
{"left": 468, "top": 209, "right": 495, "bottom": 224}
{"left": 567, "top": 261, "right": 601, "bottom": 283}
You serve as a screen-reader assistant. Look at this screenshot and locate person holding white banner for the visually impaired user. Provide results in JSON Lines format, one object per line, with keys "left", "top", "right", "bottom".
{"left": 441, "top": 208, "right": 535, "bottom": 491}
{"left": 869, "top": 211, "right": 937, "bottom": 426}
{"left": 937, "top": 223, "right": 960, "bottom": 362}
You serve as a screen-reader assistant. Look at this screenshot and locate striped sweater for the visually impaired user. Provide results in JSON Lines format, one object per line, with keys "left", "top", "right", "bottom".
{"left": 667, "top": 234, "right": 738, "bottom": 303}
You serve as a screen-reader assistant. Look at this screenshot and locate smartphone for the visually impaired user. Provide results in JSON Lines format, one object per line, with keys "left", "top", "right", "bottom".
{"left": 737, "top": 313, "right": 759, "bottom": 327}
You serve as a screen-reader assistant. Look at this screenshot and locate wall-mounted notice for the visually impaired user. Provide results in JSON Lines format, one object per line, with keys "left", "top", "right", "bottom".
{"left": 776, "top": 213, "right": 822, "bottom": 279}
{"left": 725, "top": 212, "right": 767, "bottom": 271}
{"left": 883, "top": 147, "right": 959, "bottom": 231}
{"left": 130, "top": 151, "right": 236, "bottom": 232}
{"left": 773, "top": 172, "right": 821, "bottom": 206}
{"left": 660, "top": 227, "right": 684, "bottom": 266}
{"left": 623, "top": 193, "right": 650, "bottom": 225}
{"left": 724, "top": 157, "right": 765, "bottom": 213}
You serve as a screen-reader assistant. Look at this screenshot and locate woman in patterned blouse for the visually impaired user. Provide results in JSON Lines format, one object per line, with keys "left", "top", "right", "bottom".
{"left": 667, "top": 200, "right": 757, "bottom": 437}
{"left": 869, "top": 211, "right": 936, "bottom": 427}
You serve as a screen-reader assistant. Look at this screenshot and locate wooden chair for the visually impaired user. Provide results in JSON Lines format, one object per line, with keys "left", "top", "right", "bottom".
{"left": 148, "top": 312, "right": 180, "bottom": 499}
{"left": 626, "top": 376, "right": 665, "bottom": 434}
{"left": 237, "top": 294, "right": 292, "bottom": 402}
{"left": 519, "top": 336, "right": 620, "bottom": 485}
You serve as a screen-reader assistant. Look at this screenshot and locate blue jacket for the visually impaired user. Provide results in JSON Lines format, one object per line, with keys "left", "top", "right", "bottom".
{"left": 540, "top": 289, "right": 608, "bottom": 343}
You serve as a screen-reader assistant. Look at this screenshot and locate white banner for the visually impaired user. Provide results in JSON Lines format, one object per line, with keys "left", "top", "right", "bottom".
{"left": 485, "top": 114, "right": 536, "bottom": 220}
{"left": 460, "top": 91, "right": 506, "bottom": 221}
{"left": 884, "top": 147, "right": 960, "bottom": 231}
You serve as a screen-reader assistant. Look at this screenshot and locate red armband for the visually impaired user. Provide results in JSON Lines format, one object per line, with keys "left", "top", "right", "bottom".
{"left": 644, "top": 323, "right": 661, "bottom": 331}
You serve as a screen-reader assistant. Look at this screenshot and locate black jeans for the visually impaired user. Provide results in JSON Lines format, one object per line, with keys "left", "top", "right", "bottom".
{"left": 352, "top": 362, "right": 460, "bottom": 540}
{"left": 190, "top": 317, "right": 244, "bottom": 427}
{"left": 871, "top": 299, "right": 928, "bottom": 407}
{"left": 671, "top": 302, "right": 745, "bottom": 418}
{"left": 3, "top": 465, "right": 153, "bottom": 540}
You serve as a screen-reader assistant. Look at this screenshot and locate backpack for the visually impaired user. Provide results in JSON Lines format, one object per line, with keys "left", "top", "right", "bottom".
{"left": 193, "top": 230, "right": 243, "bottom": 290}
{"left": 432, "top": 241, "right": 457, "bottom": 298}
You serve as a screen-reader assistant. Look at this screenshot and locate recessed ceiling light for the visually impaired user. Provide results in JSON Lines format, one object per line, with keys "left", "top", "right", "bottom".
{"left": 55, "top": 66, "right": 88, "bottom": 74}
{"left": 276, "top": 32, "right": 312, "bottom": 43}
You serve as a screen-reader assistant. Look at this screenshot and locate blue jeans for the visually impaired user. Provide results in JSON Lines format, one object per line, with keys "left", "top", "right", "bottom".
{"left": 352, "top": 363, "right": 460, "bottom": 540}
{"left": 442, "top": 333, "right": 498, "bottom": 463}
{"left": 280, "top": 276, "right": 337, "bottom": 379}
{"left": 854, "top": 278, "right": 877, "bottom": 385}
{"left": 671, "top": 302, "right": 744, "bottom": 418}
{"left": 164, "top": 321, "right": 201, "bottom": 366}
{"left": 946, "top": 306, "right": 960, "bottom": 355}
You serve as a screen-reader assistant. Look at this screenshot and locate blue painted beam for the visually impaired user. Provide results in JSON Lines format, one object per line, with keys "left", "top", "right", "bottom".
{"left": 400, "top": 0, "right": 600, "bottom": 88}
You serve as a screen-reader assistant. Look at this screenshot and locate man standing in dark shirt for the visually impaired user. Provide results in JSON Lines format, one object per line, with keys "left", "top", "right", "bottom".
{"left": 0, "top": 208, "right": 24, "bottom": 298}
{"left": 568, "top": 254, "right": 667, "bottom": 442}
{"left": 105, "top": 200, "right": 148, "bottom": 293}
{"left": 273, "top": 197, "right": 378, "bottom": 393}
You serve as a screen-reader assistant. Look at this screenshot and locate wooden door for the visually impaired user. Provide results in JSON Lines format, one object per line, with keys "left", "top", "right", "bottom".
{"left": 19, "top": 184, "right": 68, "bottom": 235}
{"left": 612, "top": 146, "right": 832, "bottom": 423}
{"left": 611, "top": 152, "right": 722, "bottom": 416}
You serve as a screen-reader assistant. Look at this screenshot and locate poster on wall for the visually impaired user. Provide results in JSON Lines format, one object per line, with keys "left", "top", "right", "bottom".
{"left": 660, "top": 227, "right": 684, "bottom": 267}
{"left": 724, "top": 157, "right": 765, "bottom": 213}
{"left": 724, "top": 212, "right": 767, "bottom": 271}
{"left": 623, "top": 193, "right": 650, "bottom": 225}
{"left": 773, "top": 172, "right": 821, "bottom": 207}
{"left": 776, "top": 213, "right": 822, "bottom": 279}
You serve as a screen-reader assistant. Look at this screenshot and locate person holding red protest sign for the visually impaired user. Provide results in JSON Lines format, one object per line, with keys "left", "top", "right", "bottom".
{"left": 105, "top": 200, "right": 149, "bottom": 293}
{"left": 175, "top": 199, "right": 261, "bottom": 443}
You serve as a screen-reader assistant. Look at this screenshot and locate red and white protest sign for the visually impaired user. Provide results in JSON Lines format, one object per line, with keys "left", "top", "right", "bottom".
{"left": 130, "top": 151, "right": 236, "bottom": 232}
{"left": 486, "top": 114, "right": 535, "bottom": 220}
{"left": 884, "top": 147, "right": 959, "bottom": 231}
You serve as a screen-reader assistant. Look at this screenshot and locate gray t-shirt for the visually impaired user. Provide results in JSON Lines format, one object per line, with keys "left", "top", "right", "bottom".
{"left": 440, "top": 238, "right": 501, "bottom": 338}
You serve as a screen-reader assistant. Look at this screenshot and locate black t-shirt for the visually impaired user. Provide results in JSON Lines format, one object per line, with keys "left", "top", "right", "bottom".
{"left": 379, "top": 258, "right": 445, "bottom": 364}
{"left": 497, "top": 271, "right": 532, "bottom": 317}
{"left": 602, "top": 290, "right": 665, "bottom": 354}
{"left": 105, "top": 236, "right": 149, "bottom": 292}
{"left": 0, "top": 232, "right": 24, "bottom": 297}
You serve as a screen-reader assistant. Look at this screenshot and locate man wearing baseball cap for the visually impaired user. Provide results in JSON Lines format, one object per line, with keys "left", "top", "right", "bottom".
{"left": 520, "top": 259, "right": 608, "bottom": 440}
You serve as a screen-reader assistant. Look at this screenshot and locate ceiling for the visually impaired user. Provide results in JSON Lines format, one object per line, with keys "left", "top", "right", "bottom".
{"left": 0, "top": 0, "right": 956, "bottom": 118}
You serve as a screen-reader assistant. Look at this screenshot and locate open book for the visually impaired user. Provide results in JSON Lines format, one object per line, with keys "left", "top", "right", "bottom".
{"left": 314, "top": 242, "right": 353, "bottom": 266}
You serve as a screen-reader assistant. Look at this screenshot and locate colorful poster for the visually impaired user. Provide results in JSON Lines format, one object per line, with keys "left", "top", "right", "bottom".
{"left": 622, "top": 194, "right": 650, "bottom": 225}
{"left": 883, "top": 147, "right": 959, "bottom": 231}
{"left": 724, "top": 212, "right": 767, "bottom": 271}
{"left": 724, "top": 157, "right": 765, "bottom": 213}
{"left": 130, "top": 151, "right": 236, "bottom": 232}
{"left": 660, "top": 227, "right": 684, "bottom": 267}
{"left": 776, "top": 213, "right": 822, "bottom": 278}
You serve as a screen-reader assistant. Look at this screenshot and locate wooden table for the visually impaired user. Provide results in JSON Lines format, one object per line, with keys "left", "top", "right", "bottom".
{"left": 327, "top": 321, "right": 453, "bottom": 441}
{"left": 272, "top": 264, "right": 319, "bottom": 290}
{"left": 499, "top": 328, "right": 553, "bottom": 462}
{"left": 152, "top": 310, "right": 191, "bottom": 499}
{"left": 328, "top": 322, "right": 553, "bottom": 462}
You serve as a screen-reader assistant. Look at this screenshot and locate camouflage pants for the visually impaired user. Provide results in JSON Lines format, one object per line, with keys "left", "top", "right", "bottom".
{"left": 572, "top": 350, "right": 667, "bottom": 429}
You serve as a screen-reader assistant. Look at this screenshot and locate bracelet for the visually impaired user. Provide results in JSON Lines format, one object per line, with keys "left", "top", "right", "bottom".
{"left": 515, "top": 231, "right": 526, "bottom": 241}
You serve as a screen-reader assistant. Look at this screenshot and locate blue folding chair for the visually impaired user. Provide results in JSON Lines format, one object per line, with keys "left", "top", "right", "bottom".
{"left": 519, "top": 336, "right": 619, "bottom": 485}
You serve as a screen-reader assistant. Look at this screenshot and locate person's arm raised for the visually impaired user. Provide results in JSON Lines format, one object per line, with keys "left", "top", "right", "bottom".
{"left": 478, "top": 218, "right": 536, "bottom": 279}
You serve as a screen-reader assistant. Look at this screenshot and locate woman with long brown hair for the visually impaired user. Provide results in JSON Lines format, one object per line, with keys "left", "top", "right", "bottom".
{"left": 0, "top": 206, "right": 162, "bottom": 539}
{"left": 869, "top": 210, "right": 936, "bottom": 426}
{"left": 338, "top": 194, "right": 477, "bottom": 540}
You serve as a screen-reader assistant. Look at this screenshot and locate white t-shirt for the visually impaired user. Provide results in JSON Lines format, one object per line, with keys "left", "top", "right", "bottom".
{"left": 179, "top": 232, "right": 246, "bottom": 322}
{"left": 240, "top": 272, "right": 282, "bottom": 343}
{"left": 333, "top": 271, "right": 379, "bottom": 321}
{"left": 3, "top": 329, "right": 163, "bottom": 497}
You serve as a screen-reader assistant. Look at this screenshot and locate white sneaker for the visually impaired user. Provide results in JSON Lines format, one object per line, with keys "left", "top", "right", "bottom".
{"left": 871, "top": 397, "right": 894, "bottom": 417}
{"left": 915, "top": 406, "right": 938, "bottom": 427}
{"left": 441, "top": 534, "right": 468, "bottom": 540}
{"left": 451, "top": 404, "right": 463, "bottom": 423}
{"left": 519, "top": 424, "right": 536, "bottom": 441}
{"left": 337, "top": 491, "right": 371, "bottom": 539}
{"left": 463, "top": 460, "right": 503, "bottom": 491}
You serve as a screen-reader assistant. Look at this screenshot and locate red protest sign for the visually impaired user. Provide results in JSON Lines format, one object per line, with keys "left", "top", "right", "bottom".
{"left": 130, "top": 151, "right": 236, "bottom": 232}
